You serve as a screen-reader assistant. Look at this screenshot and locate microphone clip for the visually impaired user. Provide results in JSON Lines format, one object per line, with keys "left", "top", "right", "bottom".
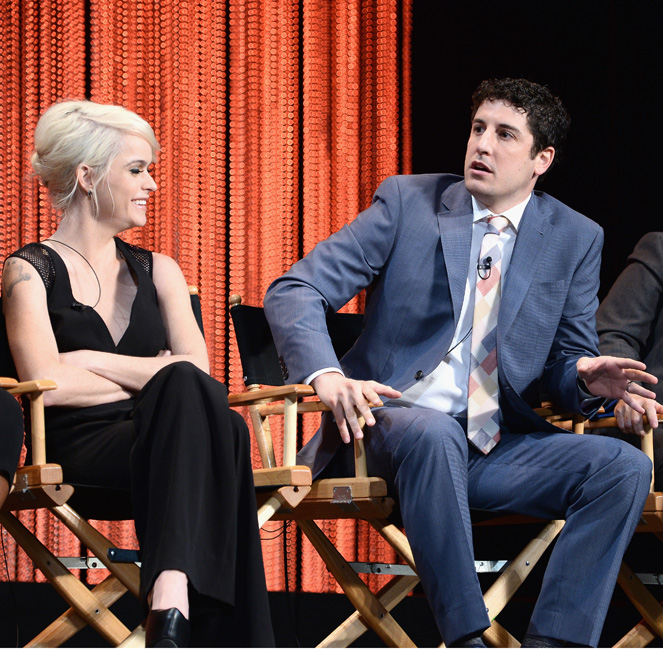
{"left": 477, "top": 256, "right": 492, "bottom": 280}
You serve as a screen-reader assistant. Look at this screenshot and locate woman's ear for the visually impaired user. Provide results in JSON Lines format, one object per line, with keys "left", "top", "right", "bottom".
{"left": 76, "top": 164, "right": 94, "bottom": 195}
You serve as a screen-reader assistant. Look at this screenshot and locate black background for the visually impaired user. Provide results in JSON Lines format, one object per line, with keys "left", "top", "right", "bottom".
{"left": 412, "top": 0, "right": 663, "bottom": 298}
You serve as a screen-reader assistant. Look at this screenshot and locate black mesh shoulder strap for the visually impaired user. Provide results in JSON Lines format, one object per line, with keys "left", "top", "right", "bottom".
{"left": 116, "top": 238, "right": 153, "bottom": 277}
{"left": 7, "top": 243, "right": 56, "bottom": 292}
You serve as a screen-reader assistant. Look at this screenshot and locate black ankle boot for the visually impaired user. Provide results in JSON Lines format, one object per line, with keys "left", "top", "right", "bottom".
{"left": 145, "top": 608, "right": 190, "bottom": 648}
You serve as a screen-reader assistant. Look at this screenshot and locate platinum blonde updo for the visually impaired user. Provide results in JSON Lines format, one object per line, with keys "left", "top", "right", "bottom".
{"left": 31, "top": 100, "right": 159, "bottom": 214}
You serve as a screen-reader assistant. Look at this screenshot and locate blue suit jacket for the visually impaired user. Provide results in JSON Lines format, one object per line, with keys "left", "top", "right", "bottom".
{"left": 264, "top": 174, "right": 605, "bottom": 475}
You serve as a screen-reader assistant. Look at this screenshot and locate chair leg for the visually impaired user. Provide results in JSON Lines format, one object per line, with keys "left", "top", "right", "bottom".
{"left": 482, "top": 620, "right": 520, "bottom": 648}
{"left": 26, "top": 574, "right": 129, "bottom": 648}
{"left": 316, "top": 519, "right": 420, "bottom": 646}
{"left": 297, "top": 519, "right": 417, "bottom": 648}
{"left": 117, "top": 624, "right": 147, "bottom": 648}
{"left": 257, "top": 485, "right": 311, "bottom": 528}
{"left": 482, "top": 519, "right": 564, "bottom": 623}
{"left": 613, "top": 621, "right": 657, "bottom": 648}
{"left": 0, "top": 511, "right": 132, "bottom": 647}
{"left": 319, "top": 575, "right": 420, "bottom": 648}
{"left": 50, "top": 503, "right": 140, "bottom": 599}
{"left": 368, "top": 518, "right": 417, "bottom": 572}
{"left": 614, "top": 561, "right": 663, "bottom": 647}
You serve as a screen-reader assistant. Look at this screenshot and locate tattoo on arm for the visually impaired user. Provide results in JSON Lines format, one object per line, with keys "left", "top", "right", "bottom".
{"left": 3, "top": 259, "right": 32, "bottom": 298}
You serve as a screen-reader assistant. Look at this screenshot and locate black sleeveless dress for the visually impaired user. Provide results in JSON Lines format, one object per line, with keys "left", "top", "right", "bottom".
{"left": 8, "top": 238, "right": 274, "bottom": 647}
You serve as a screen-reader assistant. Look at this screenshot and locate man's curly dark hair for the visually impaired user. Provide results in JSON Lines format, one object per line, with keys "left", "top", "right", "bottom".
{"left": 471, "top": 78, "right": 571, "bottom": 168}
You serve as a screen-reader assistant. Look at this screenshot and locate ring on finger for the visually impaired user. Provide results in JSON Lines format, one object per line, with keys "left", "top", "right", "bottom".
{"left": 625, "top": 380, "right": 635, "bottom": 393}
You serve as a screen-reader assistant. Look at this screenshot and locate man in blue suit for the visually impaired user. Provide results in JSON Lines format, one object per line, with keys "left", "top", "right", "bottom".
{"left": 264, "top": 78, "right": 656, "bottom": 648}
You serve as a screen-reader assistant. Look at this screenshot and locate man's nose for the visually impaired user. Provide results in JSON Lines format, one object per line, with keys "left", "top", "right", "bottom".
{"left": 476, "top": 130, "right": 493, "bottom": 154}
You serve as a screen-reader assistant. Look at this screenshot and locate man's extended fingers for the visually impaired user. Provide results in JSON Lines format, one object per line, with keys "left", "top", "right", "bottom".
{"left": 331, "top": 404, "right": 352, "bottom": 444}
{"left": 627, "top": 382, "right": 657, "bottom": 401}
{"left": 625, "top": 368, "right": 658, "bottom": 385}
{"left": 345, "top": 405, "right": 364, "bottom": 439}
{"left": 370, "top": 381, "right": 402, "bottom": 399}
{"left": 644, "top": 400, "right": 660, "bottom": 430}
{"left": 621, "top": 391, "right": 649, "bottom": 416}
{"left": 616, "top": 357, "right": 648, "bottom": 371}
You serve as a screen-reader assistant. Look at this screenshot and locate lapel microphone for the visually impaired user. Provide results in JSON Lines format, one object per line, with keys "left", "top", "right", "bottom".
{"left": 477, "top": 256, "right": 492, "bottom": 279}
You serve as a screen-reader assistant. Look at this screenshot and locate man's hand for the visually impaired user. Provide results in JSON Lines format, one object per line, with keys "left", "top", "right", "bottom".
{"left": 577, "top": 355, "right": 658, "bottom": 414}
{"left": 311, "top": 372, "right": 402, "bottom": 444}
{"left": 614, "top": 396, "right": 663, "bottom": 436}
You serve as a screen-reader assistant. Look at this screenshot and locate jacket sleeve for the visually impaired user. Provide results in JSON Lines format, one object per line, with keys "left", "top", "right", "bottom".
{"left": 597, "top": 232, "right": 663, "bottom": 363}
{"left": 541, "top": 223, "right": 604, "bottom": 414}
{"left": 263, "top": 175, "right": 403, "bottom": 383}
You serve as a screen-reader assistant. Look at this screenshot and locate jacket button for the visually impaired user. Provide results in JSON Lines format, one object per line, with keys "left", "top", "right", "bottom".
{"left": 414, "top": 370, "right": 424, "bottom": 380}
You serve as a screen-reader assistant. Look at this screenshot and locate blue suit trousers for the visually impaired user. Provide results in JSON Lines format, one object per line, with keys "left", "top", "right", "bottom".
{"left": 329, "top": 405, "right": 651, "bottom": 647}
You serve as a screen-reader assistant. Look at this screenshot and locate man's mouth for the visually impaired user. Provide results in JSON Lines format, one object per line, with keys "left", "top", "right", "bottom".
{"left": 470, "top": 161, "right": 492, "bottom": 174}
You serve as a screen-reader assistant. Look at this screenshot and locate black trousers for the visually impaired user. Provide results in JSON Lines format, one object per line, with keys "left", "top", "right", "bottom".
{"left": 44, "top": 362, "right": 274, "bottom": 647}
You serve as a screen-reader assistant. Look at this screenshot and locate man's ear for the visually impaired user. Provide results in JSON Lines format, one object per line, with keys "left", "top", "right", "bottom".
{"left": 534, "top": 146, "right": 555, "bottom": 177}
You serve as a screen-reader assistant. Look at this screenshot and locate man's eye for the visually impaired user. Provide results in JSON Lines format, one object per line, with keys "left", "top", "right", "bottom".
{"left": 499, "top": 131, "right": 513, "bottom": 139}
{"left": 473, "top": 125, "right": 484, "bottom": 134}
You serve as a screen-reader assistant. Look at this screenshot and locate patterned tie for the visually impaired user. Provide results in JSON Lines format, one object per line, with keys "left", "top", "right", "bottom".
{"left": 467, "top": 215, "right": 509, "bottom": 454}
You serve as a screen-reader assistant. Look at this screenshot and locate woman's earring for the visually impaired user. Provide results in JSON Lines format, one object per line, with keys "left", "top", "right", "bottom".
{"left": 87, "top": 189, "right": 92, "bottom": 198}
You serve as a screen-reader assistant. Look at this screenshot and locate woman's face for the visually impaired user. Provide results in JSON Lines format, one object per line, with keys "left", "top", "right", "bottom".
{"left": 95, "top": 134, "right": 157, "bottom": 229}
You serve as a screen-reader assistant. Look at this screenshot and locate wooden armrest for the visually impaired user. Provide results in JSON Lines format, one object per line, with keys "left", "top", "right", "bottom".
{"left": 258, "top": 399, "right": 329, "bottom": 417}
{"left": 228, "top": 384, "right": 315, "bottom": 406}
{"left": 534, "top": 405, "right": 576, "bottom": 419}
{"left": 535, "top": 404, "right": 585, "bottom": 434}
{"left": 4, "top": 379, "right": 57, "bottom": 395}
{"left": 583, "top": 415, "right": 663, "bottom": 494}
{"left": 13, "top": 463, "right": 64, "bottom": 488}
{"left": 253, "top": 466, "right": 312, "bottom": 488}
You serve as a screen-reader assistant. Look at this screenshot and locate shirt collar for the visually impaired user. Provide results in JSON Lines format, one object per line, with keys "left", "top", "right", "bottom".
{"left": 471, "top": 194, "right": 532, "bottom": 232}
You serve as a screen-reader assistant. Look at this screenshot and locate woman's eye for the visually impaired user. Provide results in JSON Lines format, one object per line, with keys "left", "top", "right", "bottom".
{"left": 129, "top": 168, "right": 143, "bottom": 175}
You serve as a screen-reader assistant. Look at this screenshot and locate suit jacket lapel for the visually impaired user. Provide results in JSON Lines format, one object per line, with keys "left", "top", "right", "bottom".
{"left": 437, "top": 183, "right": 473, "bottom": 328}
{"left": 499, "top": 194, "right": 553, "bottom": 334}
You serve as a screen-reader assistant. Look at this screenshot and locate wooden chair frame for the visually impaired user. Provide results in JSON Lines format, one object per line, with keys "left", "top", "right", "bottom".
{"left": 0, "top": 377, "right": 144, "bottom": 647}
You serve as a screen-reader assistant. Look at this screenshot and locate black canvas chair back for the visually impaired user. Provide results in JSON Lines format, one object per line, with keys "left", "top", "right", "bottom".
{"left": 189, "top": 287, "right": 204, "bottom": 335}
{"left": 0, "top": 297, "right": 18, "bottom": 379}
{"left": 230, "top": 296, "right": 363, "bottom": 387}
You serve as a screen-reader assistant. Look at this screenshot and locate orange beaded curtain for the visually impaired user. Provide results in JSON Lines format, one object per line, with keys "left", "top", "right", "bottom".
{"left": 0, "top": 0, "right": 412, "bottom": 594}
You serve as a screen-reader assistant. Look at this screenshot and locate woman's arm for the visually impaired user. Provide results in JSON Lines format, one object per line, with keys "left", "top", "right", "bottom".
{"left": 58, "top": 253, "right": 210, "bottom": 392}
{"left": 2, "top": 257, "right": 133, "bottom": 407}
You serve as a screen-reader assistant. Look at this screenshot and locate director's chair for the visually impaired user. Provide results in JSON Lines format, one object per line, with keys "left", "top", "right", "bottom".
{"left": 228, "top": 293, "right": 567, "bottom": 648}
{"left": 0, "top": 379, "right": 142, "bottom": 647}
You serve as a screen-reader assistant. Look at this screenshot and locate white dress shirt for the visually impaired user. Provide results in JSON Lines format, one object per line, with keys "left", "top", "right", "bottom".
{"left": 394, "top": 194, "right": 531, "bottom": 415}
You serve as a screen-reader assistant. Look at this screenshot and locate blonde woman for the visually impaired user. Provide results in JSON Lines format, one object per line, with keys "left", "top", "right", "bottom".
{"left": 2, "top": 101, "right": 273, "bottom": 648}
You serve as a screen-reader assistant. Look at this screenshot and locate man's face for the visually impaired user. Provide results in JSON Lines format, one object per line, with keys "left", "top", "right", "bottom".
{"left": 464, "top": 100, "right": 554, "bottom": 214}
